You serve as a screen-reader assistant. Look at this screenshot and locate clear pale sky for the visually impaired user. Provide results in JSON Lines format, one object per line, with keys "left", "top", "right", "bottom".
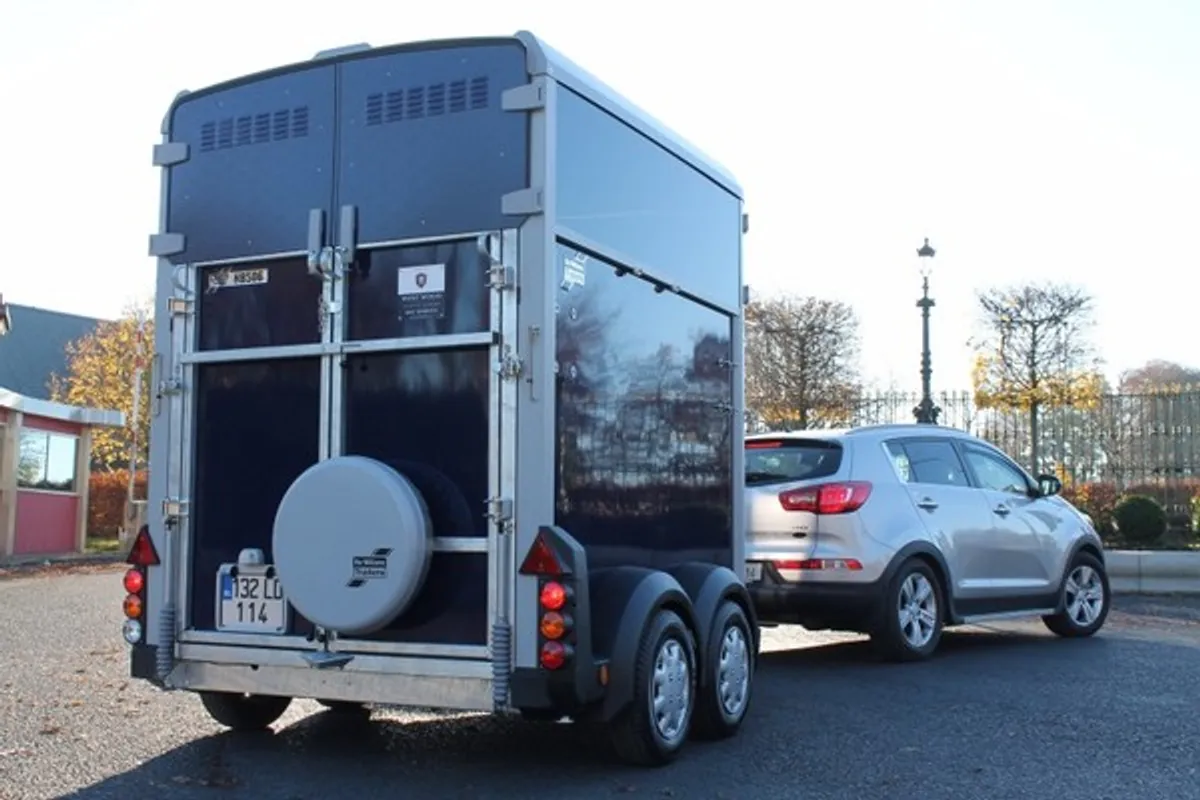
{"left": 2, "top": 0, "right": 1196, "bottom": 392}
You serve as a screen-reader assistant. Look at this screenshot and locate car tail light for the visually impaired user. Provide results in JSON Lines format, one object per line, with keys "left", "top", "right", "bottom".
{"left": 773, "top": 558, "right": 863, "bottom": 571}
{"left": 521, "top": 532, "right": 577, "bottom": 671}
{"left": 779, "top": 481, "right": 872, "bottom": 514}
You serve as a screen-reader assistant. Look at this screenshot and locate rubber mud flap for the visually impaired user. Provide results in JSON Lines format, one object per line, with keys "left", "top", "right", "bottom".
{"left": 272, "top": 456, "right": 433, "bottom": 636}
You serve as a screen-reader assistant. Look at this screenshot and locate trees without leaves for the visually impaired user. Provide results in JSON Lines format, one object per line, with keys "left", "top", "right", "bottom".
{"left": 970, "top": 283, "right": 1103, "bottom": 473}
{"left": 49, "top": 301, "right": 153, "bottom": 472}
{"left": 1118, "top": 359, "right": 1200, "bottom": 394}
{"left": 744, "top": 293, "right": 862, "bottom": 430}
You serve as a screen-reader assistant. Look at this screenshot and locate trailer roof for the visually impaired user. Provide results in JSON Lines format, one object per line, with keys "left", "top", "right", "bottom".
{"left": 514, "top": 31, "right": 744, "bottom": 199}
{"left": 163, "top": 32, "right": 743, "bottom": 200}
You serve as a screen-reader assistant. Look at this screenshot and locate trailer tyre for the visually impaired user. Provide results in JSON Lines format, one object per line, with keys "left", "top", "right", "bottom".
{"left": 692, "top": 600, "right": 755, "bottom": 740}
{"left": 199, "top": 691, "right": 291, "bottom": 731}
{"left": 608, "top": 608, "right": 697, "bottom": 766}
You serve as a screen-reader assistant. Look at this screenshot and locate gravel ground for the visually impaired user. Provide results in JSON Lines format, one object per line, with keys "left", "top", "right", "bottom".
{"left": 1, "top": 565, "right": 1198, "bottom": 800}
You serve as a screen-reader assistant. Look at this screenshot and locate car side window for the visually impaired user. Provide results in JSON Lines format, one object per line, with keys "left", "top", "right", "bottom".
{"left": 963, "top": 446, "right": 1031, "bottom": 495}
{"left": 886, "top": 440, "right": 969, "bottom": 487}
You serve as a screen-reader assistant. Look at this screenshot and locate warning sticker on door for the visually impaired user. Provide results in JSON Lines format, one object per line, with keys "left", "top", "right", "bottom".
{"left": 397, "top": 263, "right": 446, "bottom": 320}
{"left": 561, "top": 251, "right": 587, "bottom": 291}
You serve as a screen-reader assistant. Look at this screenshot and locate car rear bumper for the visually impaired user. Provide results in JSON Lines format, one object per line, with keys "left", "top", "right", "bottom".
{"left": 749, "top": 577, "right": 885, "bottom": 631}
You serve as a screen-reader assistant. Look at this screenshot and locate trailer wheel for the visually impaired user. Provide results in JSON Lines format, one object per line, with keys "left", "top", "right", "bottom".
{"left": 199, "top": 691, "right": 291, "bottom": 731}
{"left": 692, "top": 600, "right": 755, "bottom": 740}
{"left": 608, "top": 608, "right": 697, "bottom": 766}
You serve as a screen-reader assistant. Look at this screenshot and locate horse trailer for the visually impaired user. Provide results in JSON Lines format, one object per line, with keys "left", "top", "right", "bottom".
{"left": 124, "top": 30, "right": 754, "bottom": 766}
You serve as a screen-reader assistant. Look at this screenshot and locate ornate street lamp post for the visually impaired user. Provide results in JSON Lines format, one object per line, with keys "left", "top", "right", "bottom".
{"left": 912, "top": 238, "right": 941, "bottom": 424}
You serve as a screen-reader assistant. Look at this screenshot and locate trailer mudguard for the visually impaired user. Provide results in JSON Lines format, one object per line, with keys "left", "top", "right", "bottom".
{"left": 663, "top": 562, "right": 761, "bottom": 685}
{"left": 589, "top": 566, "right": 699, "bottom": 722}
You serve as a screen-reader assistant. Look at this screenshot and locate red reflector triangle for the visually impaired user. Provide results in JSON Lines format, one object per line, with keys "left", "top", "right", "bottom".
{"left": 519, "top": 532, "right": 564, "bottom": 576}
{"left": 126, "top": 526, "right": 160, "bottom": 567}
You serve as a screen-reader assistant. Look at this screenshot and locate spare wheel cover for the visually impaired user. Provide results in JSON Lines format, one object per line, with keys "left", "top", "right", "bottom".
{"left": 272, "top": 456, "right": 433, "bottom": 636}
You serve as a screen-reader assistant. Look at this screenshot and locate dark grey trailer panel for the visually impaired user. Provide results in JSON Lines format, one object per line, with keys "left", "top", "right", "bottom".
{"left": 166, "top": 65, "right": 336, "bottom": 264}
{"left": 165, "top": 41, "right": 530, "bottom": 264}
{"left": 335, "top": 44, "right": 529, "bottom": 245}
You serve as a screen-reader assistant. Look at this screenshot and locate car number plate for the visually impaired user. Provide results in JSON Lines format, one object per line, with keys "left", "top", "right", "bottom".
{"left": 216, "top": 565, "right": 288, "bottom": 634}
{"left": 745, "top": 562, "right": 764, "bottom": 582}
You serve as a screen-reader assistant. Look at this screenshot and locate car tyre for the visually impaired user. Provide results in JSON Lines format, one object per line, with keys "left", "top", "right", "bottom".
{"left": 1043, "top": 551, "right": 1110, "bottom": 638}
{"left": 608, "top": 608, "right": 697, "bottom": 766}
{"left": 199, "top": 691, "right": 291, "bottom": 731}
{"left": 692, "top": 601, "right": 755, "bottom": 741}
{"left": 870, "top": 558, "right": 944, "bottom": 662}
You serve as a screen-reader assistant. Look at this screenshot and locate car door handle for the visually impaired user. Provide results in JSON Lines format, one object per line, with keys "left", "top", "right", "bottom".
{"left": 993, "top": 504, "right": 1011, "bottom": 516}
{"left": 916, "top": 498, "right": 939, "bottom": 510}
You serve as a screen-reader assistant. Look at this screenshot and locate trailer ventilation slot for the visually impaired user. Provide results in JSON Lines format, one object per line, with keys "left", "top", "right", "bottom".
{"left": 199, "top": 106, "right": 311, "bottom": 153}
{"left": 365, "top": 76, "right": 489, "bottom": 127}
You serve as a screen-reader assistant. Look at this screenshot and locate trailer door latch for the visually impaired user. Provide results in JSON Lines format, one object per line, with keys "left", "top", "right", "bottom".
{"left": 485, "top": 497, "right": 514, "bottom": 533}
{"left": 495, "top": 346, "right": 524, "bottom": 381}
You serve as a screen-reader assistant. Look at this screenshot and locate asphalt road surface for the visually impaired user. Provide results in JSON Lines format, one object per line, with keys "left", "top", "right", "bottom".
{"left": 2, "top": 564, "right": 1198, "bottom": 800}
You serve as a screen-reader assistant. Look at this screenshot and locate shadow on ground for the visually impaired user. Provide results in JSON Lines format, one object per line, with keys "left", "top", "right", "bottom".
{"left": 57, "top": 627, "right": 1177, "bottom": 800}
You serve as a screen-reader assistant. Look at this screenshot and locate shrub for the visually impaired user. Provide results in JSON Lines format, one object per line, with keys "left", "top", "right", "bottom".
{"left": 88, "top": 469, "right": 148, "bottom": 539}
{"left": 1061, "top": 480, "right": 1120, "bottom": 536}
{"left": 1112, "top": 495, "right": 1168, "bottom": 546}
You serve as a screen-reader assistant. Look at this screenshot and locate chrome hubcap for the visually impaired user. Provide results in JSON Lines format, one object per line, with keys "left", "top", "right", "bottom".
{"left": 898, "top": 573, "right": 938, "bottom": 649}
{"left": 716, "top": 625, "right": 750, "bottom": 718}
{"left": 651, "top": 638, "right": 691, "bottom": 745}
{"left": 1065, "top": 565, "right": 1105, "bottom": 626}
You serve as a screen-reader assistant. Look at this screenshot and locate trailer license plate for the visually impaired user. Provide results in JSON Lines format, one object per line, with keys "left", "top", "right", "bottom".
{"left": 745, "top": 562, "right": 763, "bottom": 582}
{"left": 216, "top": 566, "right": 287, "bottom": 634}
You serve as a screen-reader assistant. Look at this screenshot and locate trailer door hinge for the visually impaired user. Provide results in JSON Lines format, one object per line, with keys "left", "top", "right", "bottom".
{"left": 487, "top": 265, "right": 515, "bottom": 291}
{"left": 162, "top": 499, "right": 189, "bottom": 529}
{"left": 485, "top": 497, "right": 514, "bottom": 533}
{"left": 157, "top": 377, "right": 182, "bottom": 397}
{"left": 496, "top": 346, "right": 524, "bottom": 381}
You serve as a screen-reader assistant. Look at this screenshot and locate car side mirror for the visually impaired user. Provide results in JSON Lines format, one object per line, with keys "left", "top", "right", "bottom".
{"left": 1035, "top": 474, "right": 1062, "bottom": 497}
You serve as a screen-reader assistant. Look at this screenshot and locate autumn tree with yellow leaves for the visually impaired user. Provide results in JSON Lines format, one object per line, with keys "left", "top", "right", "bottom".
{"left": 49, "top": 300, "right": 153, "bottom": 471}
{"left": 970, "top": 283, "right": 1104, "bottom": 473}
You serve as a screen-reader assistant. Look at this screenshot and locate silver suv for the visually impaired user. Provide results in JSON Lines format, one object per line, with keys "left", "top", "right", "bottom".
{"left": 743, "top": 424, "right": 1110, "bottom": 661}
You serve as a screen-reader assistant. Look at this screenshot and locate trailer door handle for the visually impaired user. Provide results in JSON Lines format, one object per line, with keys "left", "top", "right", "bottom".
{"left": 306, "top": 209, "right": 326, "bottom": 276}
{"left": 337, "top": 205, "right": 357, "bottom": 271}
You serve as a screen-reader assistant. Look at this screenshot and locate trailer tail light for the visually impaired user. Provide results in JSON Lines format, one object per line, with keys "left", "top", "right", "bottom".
{"left": 126, "top": 525, "right": 160, "bottom": 567}
{"left": 519, "top": 534, "right": 564, "bottom": 577}
{"left": 521, "top": 532, "right": 577, "bottom": 671}
{"left": 123, "top": 568, "right": 145, "bottom": 594}
{"left": 540, "top": 640, "right": 571, "bottom": 670}
{"left": 121, "top": 525, "right": 154, "bottom": 645}
{"left": 779, "top": 481, "right": 872, "bottom": 514}
{"left": 539, "top": 580, "right": 571, "bottom": 611}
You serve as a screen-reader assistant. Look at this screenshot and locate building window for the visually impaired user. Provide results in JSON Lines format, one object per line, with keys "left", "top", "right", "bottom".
{"left": 17, "top": 430, "right": 78, "bottom": 493}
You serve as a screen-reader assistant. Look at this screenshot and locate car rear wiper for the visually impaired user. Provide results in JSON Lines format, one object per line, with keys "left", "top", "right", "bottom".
{"left": 746, "top": 471, "right": 793, "bottom": 484}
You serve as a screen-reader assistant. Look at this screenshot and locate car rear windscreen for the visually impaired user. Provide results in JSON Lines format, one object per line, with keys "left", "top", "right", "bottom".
{"left": 744, "top": 439, "right": 843, "bottom": 486}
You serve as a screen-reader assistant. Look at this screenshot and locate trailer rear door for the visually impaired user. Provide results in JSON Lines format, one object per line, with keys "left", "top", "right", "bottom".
{"left": 162, "top": 41, "right": 528, "bottom": 664}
